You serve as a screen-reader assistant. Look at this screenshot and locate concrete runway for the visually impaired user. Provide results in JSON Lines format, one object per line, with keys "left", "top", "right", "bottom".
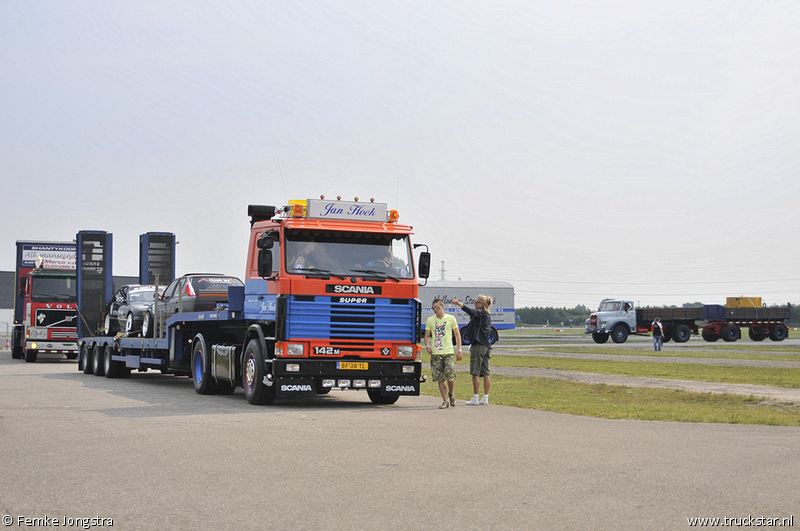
{"left": 1, "top": 354, "right": 797, "bottom": 530}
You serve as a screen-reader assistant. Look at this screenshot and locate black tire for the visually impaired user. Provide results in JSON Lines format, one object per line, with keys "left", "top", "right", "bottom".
{"left": 24, "top": 348, "right": 38, "bottom": 363}
{"left": 92, "top": 344, "right": 105, "bottom": 376}
{"left": 769, "top": 324, "right": 788, "bottom": 342}
{"left": 142, "top": 311, "right": 154, "bottom": 338}
{"left": 105, "top": 314, "right": 117, "bottom": 336}
{"left": 191, "top": 334, "right": 217, "bottom": 395}
{"left": 215, "top": 381, "right": 236, "bottom": 395}
{"left": 242, "top": 338, "right": 276, "bottom": 405}
{"left": 672, "top": 324, "right": 691, "bottom": 343}
{"left": 367, "top": 388, "right": 400, "bottom": 404}
{"left": 748, "top": 328, "right": 767, "bottom": 342}
{"left": 104, "top": 345, "right": 121, "bottom": 378}
{"left": 610, "top": 324, "right": 629, "bottom": 344}
{"left": 701, "top": 329, "right": 720, "bottom": 342}
{"left": 125, "top": 313, "right": 135, "bottom": 335}
{"left": 460, "top": 327, "right": 470, "bottom": 346}
{"left": 721, "top": 324, "right": 740, "bottom": 342}
{"left": 662, "top": 329, "right": 672, "bottom": 343}
{"left": 489, "top": 327, "right": 498, "bottom": 345}
{"left": 81, "top": 343, "right": 93, "bottom": 374}
{"left": 11, "top": 343, "right": 24, "bottom": 359}
{"left": 592, "top": 333, "right": 609, "bottom": 344}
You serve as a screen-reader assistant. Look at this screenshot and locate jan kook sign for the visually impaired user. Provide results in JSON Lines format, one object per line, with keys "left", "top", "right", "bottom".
{"left": 306, "top": 199, "right": 388, "bottom": 222}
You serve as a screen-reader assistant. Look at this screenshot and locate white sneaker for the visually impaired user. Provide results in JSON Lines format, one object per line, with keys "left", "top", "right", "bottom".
{"left": 479, "top": 396, "right": 489, "bottom": 405}
{"left": 466, "top": 397, "right": 480, "bottom": 406}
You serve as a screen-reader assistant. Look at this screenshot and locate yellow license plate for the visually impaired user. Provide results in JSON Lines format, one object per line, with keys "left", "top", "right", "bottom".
{"left": 337, "top": 361, "right": 368, "bottom": 370}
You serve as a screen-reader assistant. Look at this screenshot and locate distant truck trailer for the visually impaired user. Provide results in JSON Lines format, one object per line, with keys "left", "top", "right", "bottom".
{"left": 585, "top": 297, "right": 790, "bottom": 344}
{"left": 419, "top": 281, "right": 515, "bottom": 344}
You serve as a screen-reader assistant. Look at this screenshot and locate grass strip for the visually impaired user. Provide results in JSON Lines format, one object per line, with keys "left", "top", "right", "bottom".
{"left": 509, "top": 346, "right": 800, "bottom": 362}
{"left": 419, "top": 371, "right": 800, "bottom": 426}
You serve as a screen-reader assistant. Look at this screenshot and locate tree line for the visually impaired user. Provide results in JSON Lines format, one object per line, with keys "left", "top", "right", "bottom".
{"left": 516, "top": 303, "right": 799, "bottom": 326}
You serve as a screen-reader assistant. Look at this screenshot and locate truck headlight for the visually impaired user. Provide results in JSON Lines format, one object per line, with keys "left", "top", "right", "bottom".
{"left": 285, "top": 363, "right": 300, "bottom": 372}
{"left": 286, "top": 344, "right": 305, "bottom": 356}
{"left": 397, "top": 346, "right": 414, "bottom": 358}
{"left": 402, "top": 365, "right": 415, "bottom": 374}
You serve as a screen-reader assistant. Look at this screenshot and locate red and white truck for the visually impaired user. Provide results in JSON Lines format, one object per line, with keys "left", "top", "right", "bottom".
{"left": 11, "top": 241, "right": 79, "bottom": 362}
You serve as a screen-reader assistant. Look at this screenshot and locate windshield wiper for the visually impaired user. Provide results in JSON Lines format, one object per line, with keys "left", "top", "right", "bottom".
{"left": 350, "top": 269, "right": 400, "bottom": 282}
{"left": 297, "top": 268, "right": 347, "bottom": 280}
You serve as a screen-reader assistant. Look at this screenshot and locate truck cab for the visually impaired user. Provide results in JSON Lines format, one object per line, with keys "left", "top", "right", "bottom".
{"left": 19, "top": 269, "right": 79, "bottom": 361}
{"left": 585, "top": 298, "right": 636, "bottom": 344}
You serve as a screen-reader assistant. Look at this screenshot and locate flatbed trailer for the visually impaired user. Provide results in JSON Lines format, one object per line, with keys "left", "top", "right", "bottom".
{"left": 586, "top": 298, "right": 791, "bottom": 343}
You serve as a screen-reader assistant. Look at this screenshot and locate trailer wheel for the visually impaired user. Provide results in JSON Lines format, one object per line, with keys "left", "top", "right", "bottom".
{"left": 672, "top": 324, "right": 691, "bottom": 343}
{"left": 662, "top": 329, "right": 672, "bottom": 343}
{"left": 192, "top": 334, "right": 217, "bottom": 395}
{"left": 701, "top": 329, "right": 720, "bottom": 342}
{"left": 92, "top": 344, "right": 105, "bottom": 376}
{"left": 81, "top": 343, "right": 93, "bottom": 374}
{"left": 610, "top": 324, "right": 629, "bottom": 344}
{"left": 748, "top": 328, "right": 767, "bottom": 342}
{"left": 721, "top": 324, "right": 740, "bottom": 342}
{"left": 368, "top": 388, "right": 400, "bottom": 405}
{"left": 592, "top": 333, "right": 609, "bottom": 344}
{"left": 769, "top": 324, "right": 788, "bottom": 342}
{"left": 489, "top": 327, "right": 499, "bottom": 345}
{"left": 242, "top": 339, "right": 275, "bottom": 405}
{"left": 104, "top": 345, "right": 121, "bottom": 378}
{"left": 460, "top": 327, "right": 470, "bottom": 346}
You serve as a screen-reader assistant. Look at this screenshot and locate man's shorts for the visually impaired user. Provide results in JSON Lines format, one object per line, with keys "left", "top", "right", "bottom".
{"left": 469, "top": 344, "right": 491, "bottom": 376}
{"left": 430, "top": 353, "right": 456, "bottom": 382}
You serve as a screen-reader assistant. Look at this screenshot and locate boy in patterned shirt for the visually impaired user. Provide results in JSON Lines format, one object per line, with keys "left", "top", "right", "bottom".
{"left": 424, "top": 298, "right": 463, "bottom": 408}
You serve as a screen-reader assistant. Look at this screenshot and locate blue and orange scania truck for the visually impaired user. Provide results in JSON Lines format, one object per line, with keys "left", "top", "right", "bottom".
{"left": 77, "top": 197, "right": 431, "bottom": 405}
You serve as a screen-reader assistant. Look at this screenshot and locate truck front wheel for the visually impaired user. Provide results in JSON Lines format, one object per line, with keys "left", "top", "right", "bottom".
{"left": 367, "top": 388, "right": 400, "bottom": 404}
{"left": 592, "top": 333, "right": 609, "bottom": 344}
{"left": 242, "top": 339, "right": 275, "bottom": 405}
{"left": 610, "top": 324, "right": 629, "bottom": 344}
{"left": 24, "top": 348, "right": 37, "bottom": 363}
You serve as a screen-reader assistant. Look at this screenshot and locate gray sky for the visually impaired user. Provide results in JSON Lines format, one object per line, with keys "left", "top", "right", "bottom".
{"left": 2, "top": 1, "right": 798, "bottom": 309}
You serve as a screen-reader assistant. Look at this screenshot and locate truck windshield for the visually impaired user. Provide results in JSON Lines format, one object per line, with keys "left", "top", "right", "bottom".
{"left": 285, "top": 229, "right": 414, "bottom": 279}
{"left": 598, "top": 301, "right": 621, "bottom": 312}
{"left": 31, "top": 275, "right": 76, "bottom": 302}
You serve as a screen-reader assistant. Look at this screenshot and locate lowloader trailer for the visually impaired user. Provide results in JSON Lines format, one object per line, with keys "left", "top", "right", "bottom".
{"left": 77, "top": 198, "right": 432, "bottom": 405}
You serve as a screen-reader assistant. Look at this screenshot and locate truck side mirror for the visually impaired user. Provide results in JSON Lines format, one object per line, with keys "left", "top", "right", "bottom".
{"left": 258, "top": 249, "right": 273, "bottom": 278}
{"left": 257, "top": 230, "right": 276, "bottom": 249}
{"left": 418, "top": 252, "right": 431, "bottom": 279}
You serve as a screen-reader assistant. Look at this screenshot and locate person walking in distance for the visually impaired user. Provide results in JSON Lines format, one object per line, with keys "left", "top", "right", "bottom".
{"left": 652, "top": 317, "right": 664, "bottom": 351}
{"left": 424, "top": 298, "right": 463, "bottom": 408}
{"left": 452, "top": 295, "right": 493, "bottom": 405}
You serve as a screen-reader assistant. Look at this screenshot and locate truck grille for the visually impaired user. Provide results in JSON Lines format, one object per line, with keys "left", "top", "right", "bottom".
{"left": 51, "top": 330, "right": 78, "bottom": 340}
{"left": 286, "top": 296, "right": 417, "bottom": 342}
{"left": 34, "top": 309, "right": 78, "bottom": 328}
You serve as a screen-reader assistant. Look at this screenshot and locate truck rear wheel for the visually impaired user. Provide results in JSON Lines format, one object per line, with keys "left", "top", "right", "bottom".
{"left": 92, "top": 344, "right": 105, "bottom": 376}
{"left": 592, "top": 333, "right": 609, "bottom": 344}
{"left": 610, "top": 324, "right": 628, "bottom": 344}
{"left": 242, "top": 339, "right": 276, "bottom": 405}
{"left": 672, "top": 324, "right": 691, "bottom": 343}
{"left": 192, "top": 334, "right": 217, "bottom": 395}
{"left": 368, "top": 388, "right": 400, "bottom": 404}
{"left": 721, "top": 324, "right": 740, "bottom": 342}
{"left": 769, "top": 324, "right": 788, "bottom": 341}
